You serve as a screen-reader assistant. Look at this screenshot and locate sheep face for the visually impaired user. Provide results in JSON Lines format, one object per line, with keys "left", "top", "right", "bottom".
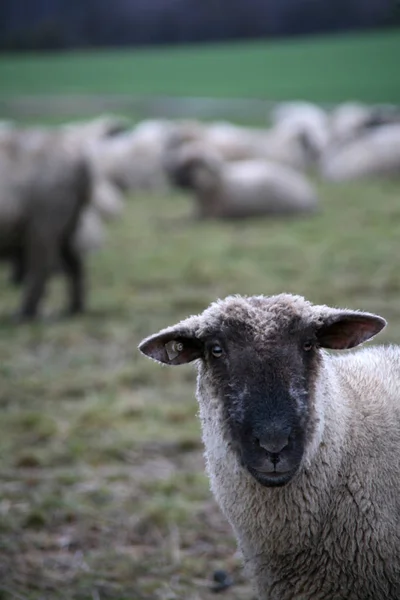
{"left": 139, "top": 294, "right": 386, "bottom": 488}
{"left": 168, "top": 155, "right": 219, "bottom": 192}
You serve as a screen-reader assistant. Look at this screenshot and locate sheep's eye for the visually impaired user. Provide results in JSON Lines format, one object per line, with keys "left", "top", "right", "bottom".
{"left": 303, "top": 340, "right": 314, "bottom": 352}
{"left": 211, "top": 344, "right": 223, "bottom": 358}
{"left": 173, "top": 341, "right": 184, "bottom": 352}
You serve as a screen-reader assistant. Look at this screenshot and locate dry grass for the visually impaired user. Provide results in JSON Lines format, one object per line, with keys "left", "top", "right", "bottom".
{"left": 1, "top": 176, "right": 400, "bottom": 599}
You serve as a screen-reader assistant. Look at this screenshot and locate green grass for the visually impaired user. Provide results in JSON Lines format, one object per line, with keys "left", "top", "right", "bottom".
{"left": 0, "top": 28, "right": 400, "bottom": 103}
{"left": 1, "top": 174, "right": 400, "bottom": 598}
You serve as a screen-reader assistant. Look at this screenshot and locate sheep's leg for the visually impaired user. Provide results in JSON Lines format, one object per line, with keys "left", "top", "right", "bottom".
{"left": 61, "top": 241, "right": 85, "bottom": 315}
{"left": 9, "top": 250, "right": 26, "bottom": 287}
{"left": 16, "top": 237, "right": 51, "bottom": 320}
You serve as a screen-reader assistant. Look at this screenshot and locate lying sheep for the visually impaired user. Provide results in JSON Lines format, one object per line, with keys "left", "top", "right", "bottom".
{"left": 0, "top": 129, "right": 91, "bottom": 319}
{"left": 165, "top": 143, "right": 317, "bottom": 219}
{"left": 139, "top": 293, "right": 400, "bottom": 600}
{"left": 269, "top": 102, "right": 330, "bottom": 162}
{"left": 328, "top": 102, "right": 400, "bottom": 146}
{"left": 253, "top": 123, "right": 322, "bottom": 170}
{"left": 165, "top": 120, "right": 318, "bottom": 170}
{"left": 321, "top": 123, "right": 400, "bottom": 181}
{"left": 60, "top": 114, "right": 131, "bottom": 140}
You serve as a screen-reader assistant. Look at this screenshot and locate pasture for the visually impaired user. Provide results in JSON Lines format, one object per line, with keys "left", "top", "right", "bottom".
{"left": 0, "top": 28, "right": 400, "bottom": 103}
{"left": 1, "top": 177, "right": 400, "bottom": 598}
{"left": 1, "top": 26, "right": 400, "bottom": 599}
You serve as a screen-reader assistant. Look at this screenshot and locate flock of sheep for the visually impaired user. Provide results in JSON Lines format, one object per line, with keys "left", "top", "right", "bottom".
{"left": 2, "top": 99, "right": 400, "bottom": 599}
{"left": 1, "top": 99, "right": 400, "bottom": 319}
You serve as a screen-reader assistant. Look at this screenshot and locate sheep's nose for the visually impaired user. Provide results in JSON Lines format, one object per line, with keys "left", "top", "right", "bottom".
{"left": 255, "top": 431, "right": 291, "bottom": 454}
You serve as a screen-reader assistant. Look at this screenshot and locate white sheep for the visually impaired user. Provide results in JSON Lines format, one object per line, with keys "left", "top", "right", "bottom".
{"left": 139, "top": 293, "right": 400, "bottom": 600}
{"left": 328, "top": 102, "right": 400, "bottom": 146}
{"left": 72, "top": 206, "right": 106, "bottom": 256}
{"left": 204, "top": 122, "right": 318, "bottom": 169}
{"left": 90, "top": 128, "right": 170, "bottom": 194}
{"left": 321, "top": 123, "right": 400, "bottom": 181}
{"left": 60, "top": 124, "right": 126, "bottom": 220}
{"left": 60, "top": 114, "right": 131, "bottom": 140}
{"left": 165, "top": 143, "right": 317, "bottom": 219}
{"left": 165, "top": 120, "right": 317, "bottom": 170}
{"left": 270, "top": 101, "right": 330, "bottom": 160}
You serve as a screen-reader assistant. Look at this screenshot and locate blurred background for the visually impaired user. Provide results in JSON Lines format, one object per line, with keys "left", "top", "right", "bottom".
{"left": 0, "top": 1, "right": 400, "bottom": 598}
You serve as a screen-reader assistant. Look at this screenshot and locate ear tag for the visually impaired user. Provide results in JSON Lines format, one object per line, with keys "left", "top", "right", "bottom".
{"left": 165, "top": 340, "right": 184, "bottom": 361}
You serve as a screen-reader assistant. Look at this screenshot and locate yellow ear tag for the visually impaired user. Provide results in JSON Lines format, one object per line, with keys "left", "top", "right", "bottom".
{"left": 165, "top": 340, "right": 184, "bottom": 361}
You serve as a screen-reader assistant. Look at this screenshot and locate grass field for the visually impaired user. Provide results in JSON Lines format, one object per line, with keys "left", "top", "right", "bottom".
{"left": 0, "top": 28, "right": 400, "bottom": 103}
{"left": 1, "top": 26, "right": 400, "bottom": 598}
{"left": 1, "top": 173, "right": 400, "bottom": 598}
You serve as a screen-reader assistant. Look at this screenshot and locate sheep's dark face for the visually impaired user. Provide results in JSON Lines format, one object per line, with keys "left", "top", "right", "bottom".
{"left": 196, "top": 314, "right": 320, "bottom": 487}
{"left": 165, "top": 151, "right": 220, "bottom": 192}
{"left": 167, "top": 158, "right": 199, "bottom": 190}
{"left": 139, "top": 294, "right": 386, "bottom": 489}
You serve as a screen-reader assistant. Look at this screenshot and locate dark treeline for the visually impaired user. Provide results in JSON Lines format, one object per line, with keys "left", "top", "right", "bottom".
{"left": 0, "top": 0, "right": 399, "bottom": 51}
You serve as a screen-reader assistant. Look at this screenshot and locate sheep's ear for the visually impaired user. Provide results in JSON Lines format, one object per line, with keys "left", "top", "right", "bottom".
{"left": 138, "top": 328, "right": 203, "bottom": 365}
{"left": 317, "top": 311, "right": 387, "bottom": 350}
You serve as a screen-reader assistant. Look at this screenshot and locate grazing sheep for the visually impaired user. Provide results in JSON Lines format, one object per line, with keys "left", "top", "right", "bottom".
{"left": 0, "top": 130, "right": 91, "bottom": 319}
{"left": 321, "top": 123, "right": 400, "bottom": 181}
{"left": 139, "top": 293, "right": 400, "bottom": 600}
{"left": 165, "top": 143, "right": 317, "bottom": 219}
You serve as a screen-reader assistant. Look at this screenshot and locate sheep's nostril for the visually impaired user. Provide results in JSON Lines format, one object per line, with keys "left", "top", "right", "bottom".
{"left": 269, "top": 452, "right": 280, "bottom": 466}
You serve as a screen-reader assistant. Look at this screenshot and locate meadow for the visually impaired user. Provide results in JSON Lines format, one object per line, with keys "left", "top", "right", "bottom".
{"left": 1, "top": 177, "right": 400, "bottom": 599}
{"left": 1, "top": 27, "right": 400, "bottom": 600}
{"left": 0, "top": 28, "right": 400, "bottom": 103}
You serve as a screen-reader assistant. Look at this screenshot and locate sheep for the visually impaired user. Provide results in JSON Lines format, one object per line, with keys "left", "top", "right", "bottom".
{"left": 270, "top": 102, "right": 330, "bottom": 160}
{"left": 164, "top": 143, "right": 317, "bottom": 219}
{"left": 201, "top": 122, "right": 259, "bottom": 161}
{"left": 60, "top": 114, "right": 131, "bottom": 140}
{"left": 253, "top": 123, "right": 322, "bottom": 170}
{"left": 321, "top": 123, "right": 400, "bottom": 181}
{"left": 0, "top": 129, "right": 92, "bottom": 319}
{"left": 72, "top": 206, "right": 106, "bottom": 256}
{"left": 138, "top": 293, "right": 400, "bottom": 600}
{"left": 328, "top": 102, "right": 400, "bottom": 146}
{"left": 165, "top": 121, "right": 318, "bottom": 170}
{"left": 2, "top": 125, "right": 122, "bottom": 294}
{"left": 271, "top": 101, "right": 328, "bottom": 127}
{"left": 60, "top": 123, "right": 126, "bottom": 219}
{"left": 200, "top": 120, "right": 323, "bottom": 170}
{"left": 90, "top": 128, "right": 170, "bottom": 194}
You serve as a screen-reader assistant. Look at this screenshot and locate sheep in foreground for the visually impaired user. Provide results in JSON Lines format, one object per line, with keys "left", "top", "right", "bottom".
{"left": 0, "top": 130, "right": 91, "bottom": 319}
{"left": 165, "top": 143, "right": 317, "bottom": 219}
{"left": 139, "top": 293, "right": 400, "bottom": 600}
